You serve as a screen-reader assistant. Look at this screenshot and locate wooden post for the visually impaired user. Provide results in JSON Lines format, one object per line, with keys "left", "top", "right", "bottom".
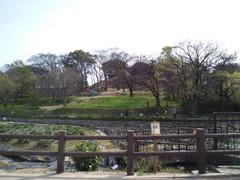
{"left": 134, "top": 140, "right": 139, "bottom": 152}
{"left": 196, "top": 128, "right": 206, "bottom": 174}
{"left": 226, "top": 121, "right": 229, "bottom": 149}
{"left": 127, "top": 130, "right": 135, "bottom": 175}
{"left": 177, "top": 129, "right": 180, "bottom": 151}
{"left": 213, "top": 113, "right": 218, "bottom": 150}
{"left": 153, "top": 140, "right": 157, "bottom": 174}
{"left": 151, "top": 121, "right": 160, "bottom": 174}
{"left": 57, "top": 130, "right": 66, "bottom": 173}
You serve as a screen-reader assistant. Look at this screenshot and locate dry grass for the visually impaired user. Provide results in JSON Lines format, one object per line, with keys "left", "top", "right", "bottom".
{"left": 39, "top": 105, "right": 64, "bottom": 111}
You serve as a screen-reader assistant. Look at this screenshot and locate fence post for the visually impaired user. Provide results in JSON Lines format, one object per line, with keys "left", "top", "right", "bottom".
{"left": 213, "top": 113, "right": 218, "bottom": 150}
{"left": 57, "top": 130, "right": 66, "bottom": 173}
{"left": 196, "top": 128, "right": 206, "bottom": 174}
{"left": 127, "top": 130, "right": 135, "bottom": 175}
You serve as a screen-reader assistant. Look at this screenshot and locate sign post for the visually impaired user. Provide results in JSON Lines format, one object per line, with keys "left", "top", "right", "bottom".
{"left": 151, "top": 121, "right": 160, "bottom": 174}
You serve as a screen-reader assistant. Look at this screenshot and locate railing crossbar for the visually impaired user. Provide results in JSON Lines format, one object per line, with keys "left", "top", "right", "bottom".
{"left": 0, "top": 129, "right": 240, "bottom": 175}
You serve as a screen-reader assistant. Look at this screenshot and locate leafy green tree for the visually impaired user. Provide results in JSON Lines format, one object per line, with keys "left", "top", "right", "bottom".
{"left": 5, "top": 61, "right": 37, "bottom": 101}
{"left": 157, "top": 47, "right": 179, "bottom": 100}
{"left": 63, "top": 50, "right": 95, "bottom": 95}
{"left": 212, "top": 71, "right": 240, "bottom": 110}
{"left": 0, "top": 74, "right": 16, "bottom": 106}
{"left": 210, "top": 61, "right": 239, "bottom": 110}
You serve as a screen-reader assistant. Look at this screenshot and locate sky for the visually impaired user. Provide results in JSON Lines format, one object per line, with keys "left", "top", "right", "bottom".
{"left": 0, "top": 0, "right": 240, "bottom": 67}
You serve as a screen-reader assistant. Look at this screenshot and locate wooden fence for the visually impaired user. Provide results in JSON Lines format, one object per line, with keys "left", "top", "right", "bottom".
{"left": 1, "top": 128, "right": 240, "bottom": 175}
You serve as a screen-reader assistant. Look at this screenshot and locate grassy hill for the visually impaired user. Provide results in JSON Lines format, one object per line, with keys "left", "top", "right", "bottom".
{"left": 0, "top": 91, "right": 181, "bottom": 120}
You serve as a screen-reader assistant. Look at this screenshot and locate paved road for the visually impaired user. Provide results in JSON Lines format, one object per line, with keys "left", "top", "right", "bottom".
{"left": 1, "top": 172, "right": 240, "bottom": 180}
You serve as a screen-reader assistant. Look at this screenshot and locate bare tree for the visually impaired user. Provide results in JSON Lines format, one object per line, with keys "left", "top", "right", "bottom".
{"left": 28, "top": 53, "right": 61, "bottom": 99}
{"left": 131, "top": 60, "right": 161, "bottom": 107}
{"left": 102, "top": 51, "right": 135, "bottom": 96}
{"left": 171, "top": 41, "right": 236, "bottom": 115}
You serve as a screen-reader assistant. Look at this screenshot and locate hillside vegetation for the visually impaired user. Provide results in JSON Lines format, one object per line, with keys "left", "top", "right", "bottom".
{"left": 1, "top": 42, "right": 240, "bottom": 117}
{"left": 0, "top": 94, "right": 181, "bottom": 120}
{"left": 0, "top": 122, "right": 116, "bottom": 152}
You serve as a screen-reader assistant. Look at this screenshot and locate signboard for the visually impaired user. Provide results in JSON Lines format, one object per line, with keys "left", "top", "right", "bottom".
{"left": 151, "top": 121, "right": 160, "bottom": 135}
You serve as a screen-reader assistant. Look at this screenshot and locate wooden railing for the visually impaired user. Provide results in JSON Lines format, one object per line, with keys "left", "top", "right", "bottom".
{"left": 1, "top": 128, "right": 240, "bottom": 175}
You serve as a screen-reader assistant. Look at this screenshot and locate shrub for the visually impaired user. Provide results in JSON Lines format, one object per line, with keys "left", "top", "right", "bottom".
{"left": 115, "top": 156, "right": 127, "bottom": 169}
{"left": 73, "top": 141, "right": 102, "bottom": 171}
{"left": 17, "top": 139, "right": 30, "bottom": 144}
{"left": 35, "top": 140, "right": 51, "bottom": 148}
{"left": 136, "top": 157, "right": 154, "bottom": 173}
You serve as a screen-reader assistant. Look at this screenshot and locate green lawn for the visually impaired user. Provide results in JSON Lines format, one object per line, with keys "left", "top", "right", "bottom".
{"left": 67, "top": 95, "right": 180, "bottom": 109}
{"left": 67, "top": 95, "right": 155, "bottom": 109}
{"left": 0, "top": 104, "right": 44, "bottom": 118}
{"left": 0, "top": 95, "right": 181, "bottom": 120}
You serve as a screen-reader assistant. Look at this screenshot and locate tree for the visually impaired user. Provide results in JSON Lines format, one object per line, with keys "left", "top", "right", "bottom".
{"left": 158, "top": 47, "right": 179, "bottom": 100}
{"left": 0, "top": 74, "right": 16, "bottom": 106}
{"left": 102, "top": 51, "right": 135, "bottom": 97}
{"left": 28, "top": 53, "right": 59, "bottom": 72}
{"left": 171, "top": 41, "right": 236, "bottom": 115}
{"left": 5, "top": 61, "right": 37, "bottom": 99}
{"left": 58, "top": 66, "right": 79, "bottom": 105}
{"left": 211, "top": 62, "right": 239, "bottom": 110}
{"left": 91, "top": 50, "right": 109, "bottom": 91}
{"left": 28, "top": 53, "right": 61, "bottom": 99}
{"left": 131, "top": 60, "right": 161, "bottom": 107}
{"left": 63, "top": 50, "right": 95, "bottom": 95}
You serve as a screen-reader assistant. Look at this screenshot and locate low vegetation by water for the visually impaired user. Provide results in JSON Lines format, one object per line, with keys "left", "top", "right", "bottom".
{"left": 0, "top": 122, "right": 85, "bottom": 136}
{"left": 0, "top": 122, "right": 119, "bottom": 153}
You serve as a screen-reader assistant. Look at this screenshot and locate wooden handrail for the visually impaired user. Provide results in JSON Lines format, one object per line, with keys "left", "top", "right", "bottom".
{"left": 0, "top": 129, "right": 240, "bottom": 175}
{"left": 135, "top": 134, "right": 196, "bottom": 140}
{"left": 213, "top": 112, "right": 240, "bottom": 115}
{"left": 0, "top": 134, "right": 58, "bottom": 139}
{"left": 206, "top": 133, "right": 240, "bottom": 138}
{"left": 65, "top": 135, "right": 126, "bottom": 140}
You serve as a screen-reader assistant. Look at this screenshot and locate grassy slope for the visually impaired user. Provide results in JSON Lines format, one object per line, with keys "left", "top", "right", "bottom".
{"left": 67, "top": 95, "right": 180, "bottom": 109}
{"left": 67, "top": 95, "right": 155, "bottom": 109}
{"left": 0, "top": 95, "right": 181, "bottom": 119}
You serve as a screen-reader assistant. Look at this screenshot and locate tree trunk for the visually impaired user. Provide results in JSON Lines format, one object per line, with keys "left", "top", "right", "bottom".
{"left": 155, "top": 94, "right": 160, "bottom": 107}
{"left": 126, "top": 80, "right": 134, "bottom": 97}
{"left": 104, "top": 73, "right": 108, "bottom": 91}
{"left": 117, "top": 85, "right": 120, "bottom": 91}
{"left": 129, "top": 88, "right": 133, "bottom": 97}
{"left": 122, "top": 86, "right": 125, "bottom": 92}
{"left": 186, "top": 95, "right": 198, "bottom": 116}
{"left": 219, "top": 80, "right": 224, "bottom": 111}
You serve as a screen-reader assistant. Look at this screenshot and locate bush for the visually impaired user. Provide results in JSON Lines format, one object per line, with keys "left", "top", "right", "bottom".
{"left": 17, "top": 139, "right": 30, "bottom": 144}
{"left": 73, "top": 141, "right": 102, "bottom": 171}
{"left": 35, "top": 140, "right": 51, "bottom": 148}
{"left": 136, "top": 157, "right": 154, "bottom": 173}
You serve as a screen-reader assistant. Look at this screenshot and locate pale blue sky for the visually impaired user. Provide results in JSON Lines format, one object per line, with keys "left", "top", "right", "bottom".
{"left": 1, "top": 0, "right": 240, "bottom": 67}
{"left": 0, "top": 0, "right": 64, "bottom": 66}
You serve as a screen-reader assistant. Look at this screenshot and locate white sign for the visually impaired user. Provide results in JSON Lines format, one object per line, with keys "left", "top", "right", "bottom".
{"left": 151, "top": 121, "right": 160, "bottom": 135}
